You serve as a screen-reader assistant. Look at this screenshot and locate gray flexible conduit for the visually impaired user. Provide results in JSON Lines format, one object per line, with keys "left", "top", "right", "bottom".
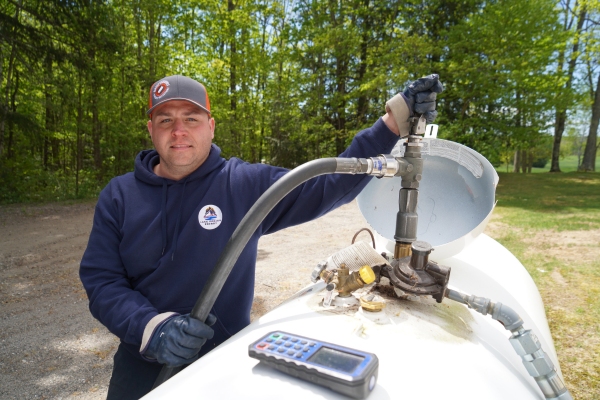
{"left": 154, "top": 157, "right": 341, "bottom": 387}
{"left": 190, "top": 157, "right": 339, "bottom": 321}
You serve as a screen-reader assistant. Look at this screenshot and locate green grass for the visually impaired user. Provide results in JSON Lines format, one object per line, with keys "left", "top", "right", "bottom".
{"left": 496, "top": 154, "right": 600, "bottom": 173}
{"left": 487, "top": 172, "right": 600, "bottom": 399}
{"left": 493, "top": 172, "right": 600, "bottom": 230}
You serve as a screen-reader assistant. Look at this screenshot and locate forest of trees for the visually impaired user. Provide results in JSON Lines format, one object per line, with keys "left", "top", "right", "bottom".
{"left": 1, "top": 0, "right": 599, "bottom": 203}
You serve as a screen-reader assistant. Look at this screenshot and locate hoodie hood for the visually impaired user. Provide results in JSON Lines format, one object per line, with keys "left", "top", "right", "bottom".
{"left": 134, "top": 143, "right": 226, "bottom": 185}
{"left": 133, "top": 143, "right": 227, "bottom": 258}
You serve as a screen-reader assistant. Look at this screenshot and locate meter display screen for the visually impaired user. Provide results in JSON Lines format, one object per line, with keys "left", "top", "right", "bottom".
{"left": 308, "top": 346, "right": 365, "bottom": 373}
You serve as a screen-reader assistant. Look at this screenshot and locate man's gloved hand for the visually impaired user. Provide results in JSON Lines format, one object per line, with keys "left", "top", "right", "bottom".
{"left": 145, "top": 313, "right": 216, "bottom": 367}
{"left": 386, "top": 74, "right": 444, "bottom": 137}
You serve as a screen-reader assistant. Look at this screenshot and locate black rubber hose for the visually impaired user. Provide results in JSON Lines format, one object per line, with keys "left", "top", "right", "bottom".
{"left": 153, "top": 158, "right": 340, "bottom": 388}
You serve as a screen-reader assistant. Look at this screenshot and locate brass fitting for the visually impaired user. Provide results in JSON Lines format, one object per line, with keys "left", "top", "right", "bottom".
{"left": 360, "top": 294, "right": 386, "bottom": 312}
{"left": 319, "top": 269, "right": 336, "bottom": 284}
{"left": 394, "top": 242, "right": 412, "bottom": 259}
{"left": 336, "top": 264, "right": 376, "bottom": 298}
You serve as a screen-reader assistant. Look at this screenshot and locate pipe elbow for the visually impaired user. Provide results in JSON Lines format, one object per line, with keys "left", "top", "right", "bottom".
{"left": 492, "top": 302, "right": 523, "bottom": 331}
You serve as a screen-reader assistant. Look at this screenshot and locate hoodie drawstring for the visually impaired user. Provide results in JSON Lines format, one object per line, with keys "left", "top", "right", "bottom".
{"left": 171, "top": 177, "right": 189, "bottom": 261}
{"left": 161, "top": 181, "right": 168, "bottom": 255}
{"left": 160, "top": 177, "right": 190, "bottom": 261}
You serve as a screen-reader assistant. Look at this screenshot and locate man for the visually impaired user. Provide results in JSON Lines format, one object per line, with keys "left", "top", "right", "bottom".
{"left": 80, "top": 74, "right": 443, "bottom": 399}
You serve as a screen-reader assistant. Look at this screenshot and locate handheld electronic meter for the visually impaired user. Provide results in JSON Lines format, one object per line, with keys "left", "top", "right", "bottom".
{"left": 248, "top": 331, "right": 379, "bottom": 399}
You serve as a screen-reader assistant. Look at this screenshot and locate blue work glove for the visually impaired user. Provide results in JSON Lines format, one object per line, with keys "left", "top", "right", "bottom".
{"left": 386, "top": 74, "right": 444, "bottom": 137}
{"left": 145, "top": 313, "right": 216, "bottom": 367}
{"left": 402, "top": 74, "right": 444, "bottom": 123}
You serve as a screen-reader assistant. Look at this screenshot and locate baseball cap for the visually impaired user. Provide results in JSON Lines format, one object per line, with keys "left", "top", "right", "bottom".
{"left": 147, "top": 75, "right": 211, "bottom": 117}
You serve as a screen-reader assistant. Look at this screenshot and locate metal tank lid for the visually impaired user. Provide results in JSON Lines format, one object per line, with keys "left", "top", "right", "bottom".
{"left": 357, "top": 138, "right": 499, "bottom": 260}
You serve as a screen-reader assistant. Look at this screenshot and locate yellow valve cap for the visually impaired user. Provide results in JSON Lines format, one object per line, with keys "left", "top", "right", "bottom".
{"left": 359, "top": 265, "right": 376, "bottom": 284}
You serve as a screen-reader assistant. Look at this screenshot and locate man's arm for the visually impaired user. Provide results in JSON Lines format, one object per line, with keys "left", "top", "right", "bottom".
{"left": 80, "top": 179, "right": 219, "bottom": 366}
{"left": 79, "top": 184, "right": 159, "bottom": 348}
{"left": 382, "top": 112, "right": 400, "bottom": 135}
{"left": 253, "top": 118, "right": 396, "bottom": 235}
{"left": 257, "top": 74, "right": 444, "bottom": 234}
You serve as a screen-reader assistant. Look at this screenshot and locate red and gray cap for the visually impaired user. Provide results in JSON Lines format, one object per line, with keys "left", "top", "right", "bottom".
{"left": 147, "top": 75, "right": 211, "bottom": 117}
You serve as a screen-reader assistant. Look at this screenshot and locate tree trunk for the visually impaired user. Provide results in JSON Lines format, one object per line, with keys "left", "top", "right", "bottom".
{"left": 580, "top": 73, "right": 600, "bottom": 171}
{"left": 551, "top": 111, "right": 565, "bottom": 172}
{"left": 1, "top": 40, "right": 16, "bottom": 159}
{"left": 76, "top": 72, "right": 84, "bottom": 197}
{"left": 148, "top": 9, "right": 157, "bottom": 86}
{"left": 7, "top": 68, "right": 19, "bottom": 159}
{"left": 0, "top": 0, "right": 22, "bottom": 159}
{"left": 91, "top": 71, "right": 102, "bottom": 177}
{"left": 92, "top": 99, "right": 101, "bottom": 172}
{"left": 330, "top": 0, "right": 347, "bottom": 155}
{"left": 133, "top": 3, "right": 144, "bottom": 117}
{"left": 44, "top": 51, "right": 54, "bottom": 169}
{"left": 315, "top": 53, "right": 324, "bottom": 159}
{"left": 513, "top": 150, "right": 521, "bottom": 173}
{"left": 551, "top": 7, "right": 587, "bottom": 172}
{"left": 356, "top": 0, "right": 371, "bottom": 128}
{"left": 228, "top": 0, "right": 238, "bottom": 152}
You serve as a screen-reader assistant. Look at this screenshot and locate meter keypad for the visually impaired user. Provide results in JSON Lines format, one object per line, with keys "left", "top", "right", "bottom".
{"left": 255, "top": 332, "right": 335, "bottom": 363}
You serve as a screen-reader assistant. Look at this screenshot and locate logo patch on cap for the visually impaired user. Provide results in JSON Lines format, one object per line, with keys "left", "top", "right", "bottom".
{"left": 153, "top": 80, "right": 170, "bottom": 100}
{"left": 199, "top": 205, "right": 222, "bottom": 230}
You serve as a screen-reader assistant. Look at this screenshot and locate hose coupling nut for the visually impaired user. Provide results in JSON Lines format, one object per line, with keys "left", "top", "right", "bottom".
{"left": 509, "top": 330, "right": 542, "bottom": 356}
{"left": 334, "top": 156, "right": 412, "bottom": 178}
{"left": 365, "top": 155, "right": 412, "bottom": 178}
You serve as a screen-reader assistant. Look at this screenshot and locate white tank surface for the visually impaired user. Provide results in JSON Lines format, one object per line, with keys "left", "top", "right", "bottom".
{"left": 143, "top": 139, "right": 565, "bottom": 400}
{"left": 144, "top": 235, "right": 555, "bottom": 400}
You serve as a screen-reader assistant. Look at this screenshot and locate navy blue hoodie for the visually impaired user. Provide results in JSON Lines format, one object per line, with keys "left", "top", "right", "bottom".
{"left": 79, "top": 118, "right": 398, "bottom": 359}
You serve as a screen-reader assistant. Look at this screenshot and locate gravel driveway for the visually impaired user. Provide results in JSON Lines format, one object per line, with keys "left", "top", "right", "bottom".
{"left": 0, "top": 200, "right": 371, "bottom": 399}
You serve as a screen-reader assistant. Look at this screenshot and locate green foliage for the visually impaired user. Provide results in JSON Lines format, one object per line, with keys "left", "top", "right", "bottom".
{"left": 0, "top": 158, "right": 105, "bottom": 203}
{"left": 532, "top": 158, "right": 548, "bottom": 168}
{"left": 437, "top": 0, "right": 566, "bottom": 162}
{"left": 0, "top": 0, "right": 595, "bottom": 203}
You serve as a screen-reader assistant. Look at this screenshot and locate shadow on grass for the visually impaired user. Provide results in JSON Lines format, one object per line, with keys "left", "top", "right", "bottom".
{"left": 496, "top": 172, "right": 600, "bottom": 211}
{"left": 493, "top": 172, "right": 600, "bottom": 231}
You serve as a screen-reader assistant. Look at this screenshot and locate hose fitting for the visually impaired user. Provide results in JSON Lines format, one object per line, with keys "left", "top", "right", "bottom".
{"left": 445, "top": 289, "right": 572, "bottom": 400}
{"left": 335, "top": 156, "right": 412, "bottom": 178}
{"left": 492, "top": 302, "right": 524, "bottom": 331}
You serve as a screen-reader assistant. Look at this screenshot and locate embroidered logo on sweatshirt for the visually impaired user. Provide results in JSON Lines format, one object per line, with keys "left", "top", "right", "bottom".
{"left": 199, "top": 205, "right": 222, "bottom": 230}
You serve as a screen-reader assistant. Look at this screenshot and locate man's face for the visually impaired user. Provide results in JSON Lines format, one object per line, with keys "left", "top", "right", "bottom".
{"left": 147, "top": 100, "right": 215, "bottom": 180}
